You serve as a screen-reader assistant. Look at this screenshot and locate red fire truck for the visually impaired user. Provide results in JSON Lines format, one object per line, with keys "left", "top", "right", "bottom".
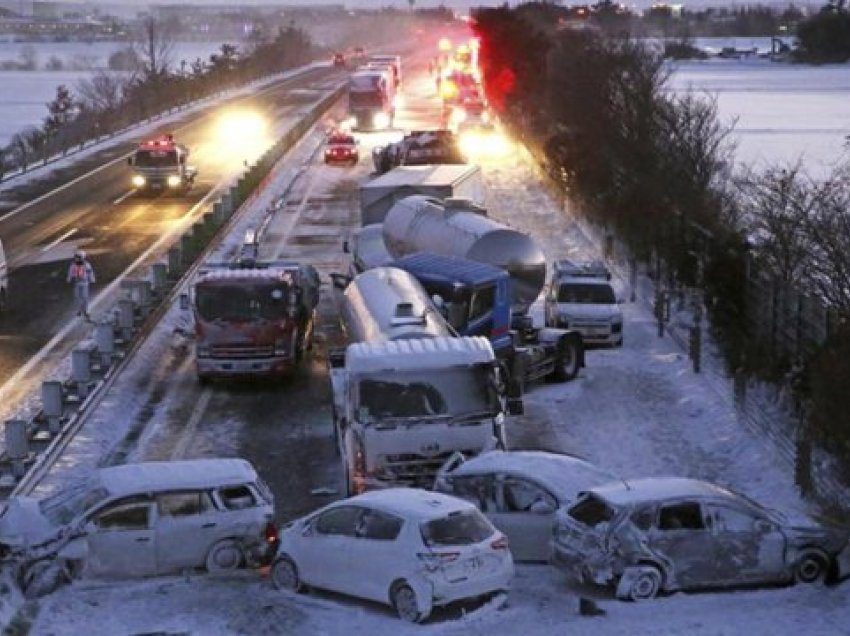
{"left": 188, "top": 244, "right": 320, "bottom": 382}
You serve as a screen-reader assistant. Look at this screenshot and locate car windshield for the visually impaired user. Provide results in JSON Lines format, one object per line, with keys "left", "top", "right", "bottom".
{"left": 329, "top": 134, "right": 354, "bottom": 145}
{"left": 567, "top": 493, "right": 617, "bottom": 527}
{"left": 39, "top": 481, "right": 109, "bottom": 527}
{"left": 356, "top": 366, "right": 500, "bottom": 424}
{"left": 557, "top": 283, "right": 615, "bottom": 304}
{"left": 134, "top": 149, "right": 178, "bottom": 168}
{"left": 421, "top": 509, "right": 494, "bottom": 546}
{"left": 195, "top": 282, "right": 291, "bottom": 322}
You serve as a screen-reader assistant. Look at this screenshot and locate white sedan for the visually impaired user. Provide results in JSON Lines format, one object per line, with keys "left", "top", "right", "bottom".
{"left": 434, "top": 450, "right": 614, "bottom": 561}
{"left": 270, "top": 488, "right": 514, "bottom": 622}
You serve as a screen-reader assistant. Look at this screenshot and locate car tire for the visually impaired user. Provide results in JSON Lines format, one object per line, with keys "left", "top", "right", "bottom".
{"left": 391, "top": 581, "right": 426, "bottom": 623}
{"left": 619, "top": 566, "right": 661, "bottom": 601}
{"left": 551, "top": 340, "right": 580, "bottom": 382}
{"left": 205, "top": 539, "right": 244, "bottom": 574}
{"left": 794, "top": 551, "right": 828, "bottom": 584}
{"left": 271, "top": 556, "right": 303, "bottom": 593}
{"left": 21, "top": 560, "right": 68, "bottom": 599}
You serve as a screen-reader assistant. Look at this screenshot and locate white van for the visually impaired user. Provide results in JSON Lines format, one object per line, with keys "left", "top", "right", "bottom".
{"left": 0, "top": 238, "right": 7, "bottom": 312}
{"left": 0, "top": 458, "right": 278, "bottom": 597}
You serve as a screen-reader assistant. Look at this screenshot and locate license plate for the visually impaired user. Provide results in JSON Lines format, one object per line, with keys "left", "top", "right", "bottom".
{"left": 464, "top": 556, "right": 482, "bottom": 573}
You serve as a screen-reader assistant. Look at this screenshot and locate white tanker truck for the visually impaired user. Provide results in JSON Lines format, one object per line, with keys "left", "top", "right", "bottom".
{"left": 328, "top": 266, "right": 521, "bottom": 495}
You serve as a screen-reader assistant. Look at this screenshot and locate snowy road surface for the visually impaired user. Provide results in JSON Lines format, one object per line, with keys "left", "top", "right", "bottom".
{"left": 21, "top": 31, "right": 850, "bottom": 636}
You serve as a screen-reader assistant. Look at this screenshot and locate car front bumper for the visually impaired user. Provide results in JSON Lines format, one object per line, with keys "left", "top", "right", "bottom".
{"left": 196, "top": 356, "right": 294, "bottom": 378}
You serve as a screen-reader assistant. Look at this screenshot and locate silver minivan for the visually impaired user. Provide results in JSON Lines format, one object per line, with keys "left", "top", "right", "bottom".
{"left": 0, "top": 458, "right": 278, "bottom": 597}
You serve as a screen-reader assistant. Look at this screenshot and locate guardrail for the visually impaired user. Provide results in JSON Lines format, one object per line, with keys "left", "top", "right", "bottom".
{"left": 0, "top": 82, "right": 346, "bottom": 501}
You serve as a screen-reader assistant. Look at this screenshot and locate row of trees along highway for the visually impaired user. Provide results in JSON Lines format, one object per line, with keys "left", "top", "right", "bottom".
{"left": 0, "top": 17, "right": 313, "bottom": 180}
{"left": 472, "top": 4, "right": 850, "bottom": 494}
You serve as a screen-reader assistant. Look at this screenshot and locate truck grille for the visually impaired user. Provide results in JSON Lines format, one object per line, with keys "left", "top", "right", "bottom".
{"left": 210, "top": 344, "right": 274, "bottom": 359}
{"left": 382, "top": 449, "right": 477, "bottom": 484}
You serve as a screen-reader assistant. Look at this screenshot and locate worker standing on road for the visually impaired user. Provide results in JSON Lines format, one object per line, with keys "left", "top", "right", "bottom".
{"left": 67, "top": 249, "right": 95, "bottom": 320}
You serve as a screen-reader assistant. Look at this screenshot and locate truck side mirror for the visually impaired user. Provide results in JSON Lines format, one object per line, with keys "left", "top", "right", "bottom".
{"left": 179, "top": 293, "right": 189, "bottom": 311}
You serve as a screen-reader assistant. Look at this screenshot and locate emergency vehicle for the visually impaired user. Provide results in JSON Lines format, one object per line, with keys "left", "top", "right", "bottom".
{"left": 127, "top": 134, "right": 197, "bottom": 194}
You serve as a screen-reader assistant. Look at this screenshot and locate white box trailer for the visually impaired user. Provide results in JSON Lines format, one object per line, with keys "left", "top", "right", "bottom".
{"left": 359, "top": 163, "right": 483, "bottom": 226}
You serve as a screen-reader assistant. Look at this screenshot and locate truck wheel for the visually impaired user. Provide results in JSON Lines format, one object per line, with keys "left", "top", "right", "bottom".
{"left": 551, "top": 341, "right": 580, "bottom": 382}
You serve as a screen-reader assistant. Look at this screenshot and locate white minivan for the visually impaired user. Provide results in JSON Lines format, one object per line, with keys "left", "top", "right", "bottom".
{"left": 0, "top": 238, "right": 7, "bottom": 312}
{"left": 0, "top": 458, "right": 278, "bottom": 597}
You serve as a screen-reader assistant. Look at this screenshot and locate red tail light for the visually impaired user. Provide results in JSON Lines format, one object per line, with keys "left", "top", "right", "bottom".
{"left": 264, "top": 521, "right": 279, "bottom": 544}
{"left": 490, "top": 536, "right": 509, "bottom": 551}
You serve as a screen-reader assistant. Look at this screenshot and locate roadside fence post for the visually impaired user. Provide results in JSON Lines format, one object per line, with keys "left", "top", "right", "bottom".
{"left": 41, "top": 381, "right": 64, "bottom": 435}
{"left": 5, "top": 420, "right": 28, "bottom": 478}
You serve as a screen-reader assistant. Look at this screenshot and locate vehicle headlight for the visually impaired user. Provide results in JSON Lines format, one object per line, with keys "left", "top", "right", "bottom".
{"left": 372, "top": 112, "right": 390, "bottom": 129}
{"left": 167, "top": 175, "right": 182, "bottom": 188}
{"left": 132, "top": 175, "right": 146, "bottom": 188}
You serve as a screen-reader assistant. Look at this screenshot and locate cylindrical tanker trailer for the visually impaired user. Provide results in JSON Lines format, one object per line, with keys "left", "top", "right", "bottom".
{"left": 328, "top": 266, "right": 521, "bottom": 496}
{"left": 339, "top": 266, "right": 453, "bottom": 342}
{"left": 381, "top": 195, "right": 546, "bottom": 314}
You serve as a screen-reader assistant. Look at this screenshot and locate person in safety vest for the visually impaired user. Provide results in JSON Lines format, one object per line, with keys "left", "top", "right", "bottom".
{"left": 67, "top": 249, "right": 95, "bottom": 320}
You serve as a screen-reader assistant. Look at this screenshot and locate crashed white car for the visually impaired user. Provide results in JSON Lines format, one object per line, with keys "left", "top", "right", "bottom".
{"left": 271, "top": 488, "right": 514, "bottom": 622}
{"left": 434, "top": 450, "right": 614, "bottom": 561}
{"left": 0, "top": 459, "right": 277, "bottom": 597}
{"left": 544, "top": 260, "right": 623, "bottom": 347}
{"left": 551, "top": 477, "right": 850, "bottom": 601}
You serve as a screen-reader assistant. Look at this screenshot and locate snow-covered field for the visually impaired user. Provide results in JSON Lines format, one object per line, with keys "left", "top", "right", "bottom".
{"left": 0, "top": 41, "right": 225, "bottom": 147}
{"left": 17, "top": 45, "right": 850, "bottom": 635}
{"left": 667, "top": 61, "right": 850, "bottom": 176}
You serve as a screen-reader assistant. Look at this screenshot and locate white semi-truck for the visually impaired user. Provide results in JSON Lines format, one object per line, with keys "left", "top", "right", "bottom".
{"left": 329, "top": 266, "right": 521, "bottom": 495}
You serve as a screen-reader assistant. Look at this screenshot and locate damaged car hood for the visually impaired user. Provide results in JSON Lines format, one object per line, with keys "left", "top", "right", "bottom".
{"left": 0, "top": 496, "right": 59, "bottom": 548}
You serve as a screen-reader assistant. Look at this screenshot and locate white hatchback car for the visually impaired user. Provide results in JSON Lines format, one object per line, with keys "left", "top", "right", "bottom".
{"left": 271, "top": 488, "right": 514, "bottom": 622}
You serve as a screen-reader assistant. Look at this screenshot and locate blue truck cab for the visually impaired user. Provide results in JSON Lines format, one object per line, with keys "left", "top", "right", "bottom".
{"left": 392, "top": 252, "right": 514, "bottom": 355}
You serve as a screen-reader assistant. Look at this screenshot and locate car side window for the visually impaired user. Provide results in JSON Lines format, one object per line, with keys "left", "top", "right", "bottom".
{"left": 498, "top": 477, "right": 556, "bottom": 513}
{"left": 94, "top": 502, "right": 151, "bottom": 531}
{"left": 450, "top": 475, "right": 496, "bottom": 512}
{"left": 357, "top": 509, "right": 403, "bottom": 541}
{"left": 658, "top": 502, "right": 705, "bottom": 531}
{"left": 217, "top": 485, "right": 257, "bottom": 511}
{"left": 158, "top": 491, "right": 213, "bottom": 517}
{"left": 709, "top": 505, "right": 760, "bottom": 533}
{"left": 315, "top": 506, "right": 361, "bottom": 537}
{"left": 468, "top": 286, "right": 495, "bottom": 322}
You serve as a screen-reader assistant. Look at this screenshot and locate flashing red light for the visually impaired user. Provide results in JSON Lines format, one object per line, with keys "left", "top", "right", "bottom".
{"left": 264, "top": 521, "right": 279, "bottom": 544}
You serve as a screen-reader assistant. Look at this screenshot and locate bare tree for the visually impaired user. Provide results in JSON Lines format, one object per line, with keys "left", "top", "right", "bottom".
{"left": 76, "top": 71, "right": 128, "bottom": 113}
{"left": 802, "top": 164, "right": 850, "bottom": 314}
{"left": 134, "top": 16, "right": 177, "bottom": 81}
{"left": 737, "top": 163, "right": 819, "bottom": 286}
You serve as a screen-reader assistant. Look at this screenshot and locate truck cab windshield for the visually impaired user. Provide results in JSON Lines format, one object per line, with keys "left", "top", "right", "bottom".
{"left": 350, "top": 92, "right": 384, "bottom": 108}
{"left": 134, "top": 149, "right": 178, "bottom": 168}
{"left": 196, "top": 283, "right": 291, "bottom": 322}
{"left": 357, "top": 366, "right": 499, "bottom": 423}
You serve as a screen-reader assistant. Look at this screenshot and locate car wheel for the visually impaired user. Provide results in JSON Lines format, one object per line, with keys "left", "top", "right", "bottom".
{"left": 551, "top": 340, "right": 580, "bottom": 382}
{"left": 794, "top": 551, "right": 828, "bottom": 584}
{"left": 205, "top": 540, "right": 244, "bottom": 574}
{"left": 21, "top": 560, "right": 68, "bottom": 599}
{"left": 620, "top": 566, "right": 661, "bottom": 601}
{"left": 391, "top": 582, "right": 425, "bottom": 623}
{"left": 271, "top": 556, "right": 302, "bottom": 592}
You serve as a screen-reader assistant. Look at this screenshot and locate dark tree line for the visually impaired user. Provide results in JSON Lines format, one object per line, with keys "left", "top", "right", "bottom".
{"left": 472, "top": 4, "right": 850, "bottom": 482}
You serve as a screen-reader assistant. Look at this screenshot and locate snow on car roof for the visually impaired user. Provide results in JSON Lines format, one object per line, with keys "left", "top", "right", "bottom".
{"left": 590, "top": 477, "right": 737, "bottom": 507}
{"left": 350, "top": 488, "right": 472, "bottom": 520}
{"left": 452, "top": 450, "right": 615, "bottom": 504}
{"left": 98, "top": 459, "right": 258, "bottom": 498}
